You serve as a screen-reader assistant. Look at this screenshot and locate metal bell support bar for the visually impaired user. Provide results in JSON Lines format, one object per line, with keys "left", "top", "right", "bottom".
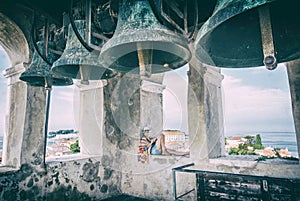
{"left": 99, "top": 0, "right": 192, "bottom": 75}
{"left": 194, "top": 0, "right": 300, "bottom": 69}
{"left": 51, "top": 20, "right": 117, "bottom": 85}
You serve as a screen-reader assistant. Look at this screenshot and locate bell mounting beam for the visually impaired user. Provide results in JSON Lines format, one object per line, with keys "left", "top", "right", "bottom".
{"left": 258, "top": 4, "right": 277, "bottom": 70}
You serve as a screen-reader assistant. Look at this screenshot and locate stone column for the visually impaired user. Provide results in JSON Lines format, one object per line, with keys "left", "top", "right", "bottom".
{"left": 188, "top": 54, "right": 225, "bottom": 164}
{"left": 75, "top": 81, "right": 105, "bottom": 156}
{"left": 2, "top": 63, "right": 27, "bottom": 168}
{"left": 20, "top": 74, "right": 46, "bottom": 169}
{"left": 188, "top": 61, "right": 208, "bottom": 163}
{"left": 203, "top": 65, "right": 225, "bottom": 158}
{"left": 286, "top": 60, "right": 300, "bottom": 161}
{"left": 140, "top": 77, "right": 165, "bottom": 137}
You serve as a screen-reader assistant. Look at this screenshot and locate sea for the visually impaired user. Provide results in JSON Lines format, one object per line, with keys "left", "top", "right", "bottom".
{"left": 0, "top": 132, "right": 299, "bottom": 157}
{"left": 226, "top": 132, "right": 298, "bottom": 157}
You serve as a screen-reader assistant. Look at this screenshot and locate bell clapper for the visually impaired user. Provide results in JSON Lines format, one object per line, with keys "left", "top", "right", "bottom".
{"left": 80, "top": 65, "right": 90, "bottom": 85}
{"left": 137, "top": 42, "right": 152, "bottom": 77}
{"left": 258, "top": 4, "right": 277, "bottom": 70}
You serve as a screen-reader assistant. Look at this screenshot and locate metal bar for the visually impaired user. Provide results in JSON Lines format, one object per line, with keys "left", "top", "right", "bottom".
{"left": 69, "top": 0, "right": 93, "bottom": 52}
{"left": 172, "top": 163, "right": 195, "bottom": 171}
{"left": 160, "top": 0, "right": 186, "bottom": 35}
{"left": 86, "top": 0, "right": 92, "bottom": 46}
{"left": 258, "top": 4, "right": 277, "bottom": 70}
{"left": 43, "top": 81, "right": 52, "bottom": 167}
{"left": 176, "top": 188, "right": 195, "bottom": 200}
{"left": 197, "top": 174, "right": 205, "bottom": 201}
{"left": 183, "top": 1, "right": 188, "bottom": 36}
{"left": 260, "top": 179, "right": 271, "bottom": 201}
{"left": 188, "top": 0, "right": 198, "bottom": 41}
{"left": 163, "top": 0, "right": 184, "bottom": 19}
{"left": 44, "top": 18, "right": 49, "bottom": 56}
{"left": 173, "top": 169, "right": 177, "bottom": 201}
{"left": 92, "top": 32, "right": 109, "bottom": 42}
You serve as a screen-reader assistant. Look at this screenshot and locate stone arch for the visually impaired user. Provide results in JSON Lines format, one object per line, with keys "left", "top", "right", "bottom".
{"left": 0, "top": 12, "right": 30, "bottom": 167}
{"left": 0, "top": 12, "right": 29, "bottom": 67}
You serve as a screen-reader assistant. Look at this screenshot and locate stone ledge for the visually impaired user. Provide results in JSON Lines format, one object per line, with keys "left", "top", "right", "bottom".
{"left": 46, "top": 154, "right": 101, "bottom": 163}
{"left": 0, "top": 165, "right": 19, "bottom": 173}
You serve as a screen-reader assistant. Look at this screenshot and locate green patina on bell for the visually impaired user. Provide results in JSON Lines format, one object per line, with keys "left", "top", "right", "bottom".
{"left": 195, "top": 0, "right": 300, "bottom": 68}
{"left": 99, "top": 0, "right": 192, "bottom": 74}
{"left": 20, "top": 41, "right": 73, "bottom": 87}
{"left": 51, "top": 20, "right": 117, "bottom": 81}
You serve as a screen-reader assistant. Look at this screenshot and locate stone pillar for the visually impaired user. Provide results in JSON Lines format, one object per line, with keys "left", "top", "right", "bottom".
{"left": 20, "top": 72, "right": 46, "bottom": 168}
{"left": 286, "top": 60, "right": 300, "bottom": 161}
{"left": 188, "top": 54, "right": 225, "bottom": 164}
{"left": 188, "top": 61, "right": 208, "bottom": 163}
{"left": 203, "top": 65, "right": 225, "bottom": 158}
{"left": 140, "top": 77, "right": 165, "bottom": 137}
{"left": 2, "top": 63, "right": 27, "bottom": 168}
{"left": 75, "top": 81, "right": 105, "bottom": 156}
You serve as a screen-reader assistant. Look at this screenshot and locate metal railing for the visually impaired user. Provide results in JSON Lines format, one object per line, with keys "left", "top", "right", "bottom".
{"left": 172, "top": 163, "right": 300, "bottom": 201}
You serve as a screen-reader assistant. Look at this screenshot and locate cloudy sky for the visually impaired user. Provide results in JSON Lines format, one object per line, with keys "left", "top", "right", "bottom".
{"left": 222, "top": 65, "right": 295, "bottom": 134}
{"left": 0, "top": 45, "right": 295, "bottom": 135}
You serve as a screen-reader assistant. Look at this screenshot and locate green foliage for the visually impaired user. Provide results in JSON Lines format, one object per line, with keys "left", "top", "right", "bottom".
{"left": 253, "top": 144, "right": 264, "bottom": 150}
{"left": 244, "top": 135, "right": 254, "bottom": 139}
{"left": 227, "top": 136, "right": 262, "bottom": 156}
{"left": 255, "top": 134, "right": 262, "bottom": 146}
{"left": 228, "top": 148, "right": 239, "bottom": 155}
{"left": 70, "top": 140, "right": 80, "bottom": 153}
{"left": 228, "top": 144, "right": 256, "bottom": 156}
{"left": 255, "top": 156, "right": 267, "bottom": 161}
{"left": 49, "top": 129, "right": 77, "bottom": 135}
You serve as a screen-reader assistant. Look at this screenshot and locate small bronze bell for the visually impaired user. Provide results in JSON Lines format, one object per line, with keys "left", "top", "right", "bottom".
{"left": 195, "top": 0, "right": 300, "bottom": 69}
{"left": 51, "top": 20, "right": 117, "bottom": 83}
{"left": 20, "top": 41, "right": 73, "bottom": 87}
{"left": 99, "top": 0, "right": 192, "bottom": 74}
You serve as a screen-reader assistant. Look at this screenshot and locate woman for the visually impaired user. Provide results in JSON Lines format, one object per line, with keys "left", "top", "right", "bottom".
{"left": 138, "top": 128, "right": 189, "bottom": 162}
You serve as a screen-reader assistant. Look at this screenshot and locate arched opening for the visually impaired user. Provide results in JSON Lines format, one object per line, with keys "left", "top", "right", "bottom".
{"left": 46, "top": 85, "right": 78, "bottom": 158}
{"left": 0, "top": 12, "right": 30, "bottom": 167}
{"left": 222, "top": 64, "right": 298, "bottom": 159}
{"left": 162, "top": 64, "right": 189, "bottom": 153}
{"left": 0, "top": 45, "right": 10, "bottom": 163}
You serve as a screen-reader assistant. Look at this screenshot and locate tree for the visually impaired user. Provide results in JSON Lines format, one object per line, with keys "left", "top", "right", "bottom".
{"left": 254, "top": 134, "right": 264, "bottom": 149}
{"left": 70, "top": 140, "right": 80, "bottom": 153}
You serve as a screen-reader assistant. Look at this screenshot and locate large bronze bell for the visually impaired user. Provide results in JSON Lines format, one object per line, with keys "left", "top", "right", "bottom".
{"left": 195, "top": 0, "right": 300, "bottom": 69}
{"left": 99, "top": 0, "right": 192, "bottom": 74}
{"left": 51, "top": 20, "right": 117, "bottom": 83}
{"left": 20, "top": 41, "right": 73, "bottom": 87}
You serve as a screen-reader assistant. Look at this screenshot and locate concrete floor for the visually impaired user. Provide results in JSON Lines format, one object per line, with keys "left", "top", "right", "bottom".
{"left": 100, "top": 194, "right": 152, "bottom": 201}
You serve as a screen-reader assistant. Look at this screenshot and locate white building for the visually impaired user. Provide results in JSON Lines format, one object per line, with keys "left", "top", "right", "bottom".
{"left": 163, "top": 130, "right": 186, "bottom": 142}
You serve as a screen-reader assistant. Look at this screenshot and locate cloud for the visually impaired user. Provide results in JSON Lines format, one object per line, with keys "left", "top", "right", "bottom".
{"left": 162, "top": 65, "right": 188, "bottom": 132}
{"left": 49, "top": 86, "right": 77, "bottom": 131}
{"left": 222, "top": 74, "right": 295, "bottom": 133}
{"left": 0, "top": 46, "right": 10, "bottom": 71}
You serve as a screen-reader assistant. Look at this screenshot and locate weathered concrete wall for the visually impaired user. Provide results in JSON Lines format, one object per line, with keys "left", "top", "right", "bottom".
{"left": 0, "top": 157, "right": 121, "bottom": 201}
{"left": 102, "top": 72, "right": 196, "bottom": 200}
{"left": 140, "top": 75, "right": 165, "bottom": 137}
